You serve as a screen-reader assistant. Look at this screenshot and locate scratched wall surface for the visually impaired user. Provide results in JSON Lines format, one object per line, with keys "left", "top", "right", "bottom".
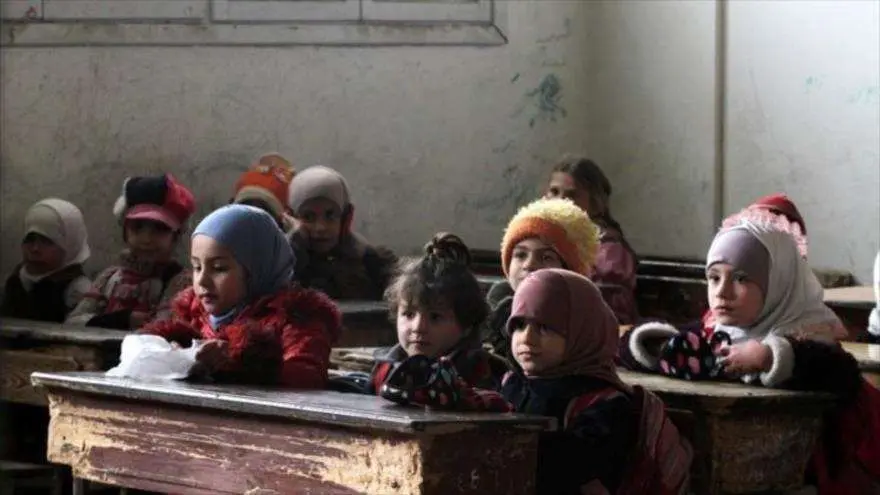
{"left": 727, "top": 0, "right": 880, "bottom": 280}
{"left": 581, "top": 0, "right": 719, "bottom": 260}
{"left": 0, "top": 1, "right": 591, "bottom": 278}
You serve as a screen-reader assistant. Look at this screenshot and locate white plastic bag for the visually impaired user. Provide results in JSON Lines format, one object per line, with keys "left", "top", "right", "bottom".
{"left": 106, "top": 334, "right": 204, "bottom": 380}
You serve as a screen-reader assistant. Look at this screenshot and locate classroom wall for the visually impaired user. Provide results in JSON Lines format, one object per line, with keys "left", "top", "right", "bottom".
{"left": 725, "top": 0, "right": 880, "bottom": 281}
{"left": 1, "top": 1, "right": 594, "bottom": 277}
{"left": 2, "top": 0, "right": 878, "bottom": 282}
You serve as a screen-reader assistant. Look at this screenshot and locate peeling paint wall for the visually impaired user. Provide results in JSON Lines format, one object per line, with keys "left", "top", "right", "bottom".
{"left": 2, "top": 0, "right": 878, "bottom": 282}
{"left": 1, "top": 1, "right": 593, "bottom": 277}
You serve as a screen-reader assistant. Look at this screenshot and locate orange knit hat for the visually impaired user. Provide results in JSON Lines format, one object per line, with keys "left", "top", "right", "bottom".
{"left": 501, "top": 198, "right": 600, "bottom": 277}
{"left": 233, "top": 153, "right": 295, "bottom": 222}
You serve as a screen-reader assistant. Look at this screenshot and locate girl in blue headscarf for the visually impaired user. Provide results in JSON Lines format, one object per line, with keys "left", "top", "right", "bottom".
{"left": 141, "top": 205, "right": 341, "bottom": 387}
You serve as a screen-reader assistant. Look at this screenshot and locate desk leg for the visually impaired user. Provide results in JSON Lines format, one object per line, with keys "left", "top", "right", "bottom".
{"left": 72, "top": 477, "right": 86, "bottom": 495}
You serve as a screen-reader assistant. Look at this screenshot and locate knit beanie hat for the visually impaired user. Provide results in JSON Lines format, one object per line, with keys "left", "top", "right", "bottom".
{"left": 722, "top": 193, "right": 808, "bottom": 258}
{"left": 112, "top": 173, "right": 196, "bottom": 231}
{"left": 233, "top": 152, "right": 295, "bottom": 222}
{"left": 501, "top": 198, "right": 600, "bottom": 277}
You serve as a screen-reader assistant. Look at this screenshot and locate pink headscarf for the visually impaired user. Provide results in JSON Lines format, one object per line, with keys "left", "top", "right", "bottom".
{"left": 508, "top": 268, "right": 629, "bottom": 391}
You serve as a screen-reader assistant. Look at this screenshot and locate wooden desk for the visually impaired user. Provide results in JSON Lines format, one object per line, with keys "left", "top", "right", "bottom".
{"left": 824, "top": 286, "right": 875, "bottom": 340}
{"left": 0, "top": 318, "right": 128, "bottom": 406}
{"left": 336, "top": 300, "right": 396, "bottom": 347}
{"left": 842, "top": 341, "right": 880, "bottom": 388}
{"left": 331, "top": 347, "right": 833, "bottom": 495}
{"left": 32, "top": 372, "right": 552, "bottom": 495}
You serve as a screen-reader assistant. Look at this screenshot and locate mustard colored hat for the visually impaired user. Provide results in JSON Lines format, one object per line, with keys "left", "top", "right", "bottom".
{"left": 501, "top": 198, "right": 600, "bottom": 277}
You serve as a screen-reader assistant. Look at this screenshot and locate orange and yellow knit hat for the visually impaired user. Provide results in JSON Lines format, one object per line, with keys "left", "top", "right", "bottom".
{"left": 501, "top": 198, "right": 600, "bottom": 277}
{"left": 233, "top": 152, "right": 295, "bottom": 222}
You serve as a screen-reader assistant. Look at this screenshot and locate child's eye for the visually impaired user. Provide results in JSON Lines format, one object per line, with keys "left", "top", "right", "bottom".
{"left": 401, "top": 310, "right": 415, "bottom": 319}
{"left": 325, "top": 211, "right": 339, "bottom": 221}
{"left": 733, "top": 273, "right": 749, "bottom": 283}
{"left": 513, "top": 251, "right": 528, "bottom": 260}
{"left": 548, "top": 187, "right": 560, "bottom": 197}
{"left": 541, "top": 253, "right": 557, "bottom": 263}
{"left": 301, "top": 212, "right": 317, "bottom": 223}
{"left": 211, "top": 265, "right": 229, "bottom": 273}
{"left": 429, "top": 312, "right": 445, "bottom": 322}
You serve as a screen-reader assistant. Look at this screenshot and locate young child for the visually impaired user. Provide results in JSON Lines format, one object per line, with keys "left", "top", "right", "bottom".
{"left": 621, "top": 218, "right": 879, "bottom": 493}
{"left": 1, "top": 198, "right": 91, "bottom": 322}
{"left": 484, "top": 197, "right": 600, "bottom": 361}
{"left": 399, "top": 269, "right": 691, "bottom": 492}
{"left": 140, "top": 205, "right": 341, "bottom": 387}
{"left": 231, "top": 152, "right": 295, "bottom": 230}
{"left": 66, "top": 174, "right": 195, "bottom": 329}
{"left": 286, "top": 165, "right": 397, "bottom": 300}
{"left": 701, "top": 193, "right": 809, "bottom": 329}
{"left": 544, "top": 156, "right": 639, "bottom": 324}
{"left": 501, "top": 269, "right": 691, "bottom": 494}
{"left": 367, "top": 233, "right": 510, "bottom": 402}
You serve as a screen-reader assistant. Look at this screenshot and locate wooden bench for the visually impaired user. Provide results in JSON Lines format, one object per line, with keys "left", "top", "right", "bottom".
{"left": 842, "top": 341, "right": 880, "bottom": 388}
{"left": 336, "top": 300, "right": 396, "bottom": 347}
{"left": 825, "top": 286, "right": 874, "bottom": 340}
{"left": 0, "top": 318, "right": 128, "bottom": 406}
{"left": 330, "top": 347, "right": 833, "bottom": 495}
{"left": 32, "top": 371, "right": 552, "bottom": 495}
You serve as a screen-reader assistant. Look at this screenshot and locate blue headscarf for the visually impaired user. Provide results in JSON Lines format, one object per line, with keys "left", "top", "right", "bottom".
{"left": 193, "top": 205, "right": 295, "bottom": 326}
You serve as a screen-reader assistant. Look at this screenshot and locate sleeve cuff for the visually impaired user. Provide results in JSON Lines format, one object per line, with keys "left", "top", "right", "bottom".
{"left": 628, "top": 322, "right": 679, "bottom": 370}
{"left": 758, "top": 334, "right": 795, "bottom": 388}
{"left": 868, "top": 308, "right": 880, "bottom": 337}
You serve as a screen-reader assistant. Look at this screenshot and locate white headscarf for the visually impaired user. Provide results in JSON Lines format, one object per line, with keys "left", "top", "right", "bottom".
{"left": 20, "top": 199, "right": 90, "bottom": 286}
{"left": 709, "top": 218, "right": 844, "bottom": 344}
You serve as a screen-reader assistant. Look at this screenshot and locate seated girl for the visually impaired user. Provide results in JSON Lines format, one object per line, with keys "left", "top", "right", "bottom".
{"left": 2, "top": 198, "right": 91, "bottom": 322}
{"left": 364, "top": 233, "right": 510, "bottom": 407}
{"left": 397, "top": 269, "right": 692, "bottom": 493}
{"left": 544, "top": 156, "right": 639, "bottom": 324}
{"left": 621, "top": 217, "right": 879, "bottom": 493}
{"left": 485, "top": 197, "right": 599, "bottom": 362}
{"left": 702, "top": 192, "right": 808, "bottom": 329}
{"left": 141, "top": 205, "right": 341, "bottom": 387}
{"left": 287, "top": 165, "right": 397, "bottom": 300}
{"left": 66, "top": 174, "right": 195, "bottom": 329}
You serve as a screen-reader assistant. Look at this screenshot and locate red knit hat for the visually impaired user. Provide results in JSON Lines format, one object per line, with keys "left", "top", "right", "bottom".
{"left": 751, "top": 193, "right": 807, "bottom": 235}
{"left": 721, "top": 193, "right": 808, "bottom": 258}
{"left": 113, "top": 173, "right": 196, "bottom": 231}
{"left": 233, "top": 153, "right": 295, "bottom": 221}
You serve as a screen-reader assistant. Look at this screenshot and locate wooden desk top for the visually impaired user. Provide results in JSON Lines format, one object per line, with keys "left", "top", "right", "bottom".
{"left": 824, "top": 286, "right": 875, "bottom": 309}
{"left": 0, "top": 317, "right": 130, "bottom": 346}
{"left": 31, "top": 371, "right": 553, "bottom": 434}
{"left": 842, "top": 342, "right": 880, "bottom": 372}
{"left": 330, "top": 347, "right": 832, "bottom": 405}
{"left": 336, "top": 300, "right": 388, "bottom": 316}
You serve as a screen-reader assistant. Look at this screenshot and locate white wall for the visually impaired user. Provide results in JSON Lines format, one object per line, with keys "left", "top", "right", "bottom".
{"left": 1, "top": 1, "right": 595, "bottom": 276}
{"left": 1, "top": 0, "right": 878, "bottom": 281}
{"left": 726, "top": 0, "right": 880, "bottom": 278}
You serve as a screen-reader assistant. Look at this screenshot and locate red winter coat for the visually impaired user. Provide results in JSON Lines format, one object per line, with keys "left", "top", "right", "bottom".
{"left": 141, "top": 286, "right": 341, "bottom": 388}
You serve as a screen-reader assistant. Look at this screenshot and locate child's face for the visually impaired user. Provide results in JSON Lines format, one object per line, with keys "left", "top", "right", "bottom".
{"left": 294, "top": 198, "right": 343, "bottom": 254}
{"left": 21, "top": 233, "right": 65, "bottom": 275}
{"left": 508, "top": 238, "right": 564, "bottom": 290}
{"left": 396, "top": 301, "right": 463, "bottom": 359}
{"left": 510, "top": 319, "right": 566, "bottom": 376}
{"left": 545, "top": 172, "right": 591, "bottom": 214}
{"left": 706, "top": 263, "right": 765, "bottom": 327}
{"left": 191, "top": 235, "right": 247, "bottom": 316}
{"left": 125, "top": 220, "right": 176, "bottom": 262}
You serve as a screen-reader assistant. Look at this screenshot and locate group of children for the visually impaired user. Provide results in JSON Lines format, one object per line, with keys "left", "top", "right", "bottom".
{"left": 3, "top": 151, "right": 879, "bottom": 494}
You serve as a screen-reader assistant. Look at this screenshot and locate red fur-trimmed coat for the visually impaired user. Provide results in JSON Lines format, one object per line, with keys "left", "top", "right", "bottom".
{"left": 140, "top": 286, "right": 341, "bottom": 388}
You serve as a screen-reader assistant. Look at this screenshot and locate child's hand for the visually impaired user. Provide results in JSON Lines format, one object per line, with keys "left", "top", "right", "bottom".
{"left": 718, "top": 340, "right": 773, "bottom": 376}
{"left": 196, "top": 339, "right": 230, "bottom": 371}
{"left": 130, "top": 311, "right": 150, "bottom": 329}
